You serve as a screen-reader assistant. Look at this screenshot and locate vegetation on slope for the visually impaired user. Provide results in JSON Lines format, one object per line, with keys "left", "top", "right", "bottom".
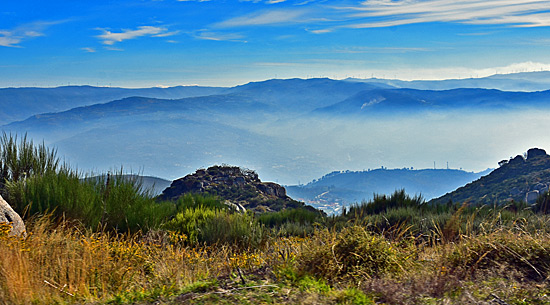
{"left": 431, "top": 148, "right": 550, "bottom": 205}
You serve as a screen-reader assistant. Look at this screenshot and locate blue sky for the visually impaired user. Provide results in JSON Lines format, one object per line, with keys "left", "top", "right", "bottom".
{"left": 2, "top": 0, "right": 550, "bottom": 87}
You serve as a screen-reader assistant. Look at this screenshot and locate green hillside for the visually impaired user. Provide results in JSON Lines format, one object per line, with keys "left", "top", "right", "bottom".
{"left": 431, "top": 148, "right": 550, "bottom": 205}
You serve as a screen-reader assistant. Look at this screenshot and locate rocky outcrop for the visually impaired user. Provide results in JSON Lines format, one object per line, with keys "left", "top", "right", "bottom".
{"left": 159, "top": 165, "right": 313, "bottom": 213}
{"left": 0, "top": 195, "right": 26, "bottom": 237}
{"left": 527, "top": 148, "right": 547, "bottom": 160}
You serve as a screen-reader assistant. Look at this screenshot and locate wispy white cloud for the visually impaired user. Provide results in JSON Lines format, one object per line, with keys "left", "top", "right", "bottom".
{"left": 0, "top": 20, "right": 65, "bottom": 47}
{"left": 334, "top": 46, "right": 432, "bottom": 53}
{"left": 307, "top": 28, "right": 333, "bottom": 34}
{"left": 364, "top": 61, "right": 550, "bottom": 81}
{"left": 81, "top": 47, "right": 96, "bottom": 53}
{"left": 96, "top": 26, "right": 178, "bottom": 45}
{"left": 193, "top": 31, "right": 247, "bottom": 42}
{"left": 338, "top": 0, "right": 550, "bottom": 28}
{"left": 215, "top": 9, "right": 311, "bottom": 27}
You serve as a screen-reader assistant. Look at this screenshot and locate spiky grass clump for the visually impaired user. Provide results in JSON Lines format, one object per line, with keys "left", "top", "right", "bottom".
{"left": 446, "top": 230, "right": 550, "bottom": 281}
{"left": 295, "top": 226, "right": 415, "bottom": 284}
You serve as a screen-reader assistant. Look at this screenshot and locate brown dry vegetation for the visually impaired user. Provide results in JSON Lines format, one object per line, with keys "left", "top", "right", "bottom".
{"left": 1, "top": 213, "right": 550, "bottom": 304}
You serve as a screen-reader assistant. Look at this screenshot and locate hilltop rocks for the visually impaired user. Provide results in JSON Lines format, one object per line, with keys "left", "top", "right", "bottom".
{"left": 159, "top": 165, "right": 312, "bottom": 213}
{"left": 0, "top": 195, "right": 26, "bottom": 237}
{"left": 527, "top": 148, "right": 547, "bottom": 160}
{"left": 257, "top": 182, "right": 287, "bottom": 198}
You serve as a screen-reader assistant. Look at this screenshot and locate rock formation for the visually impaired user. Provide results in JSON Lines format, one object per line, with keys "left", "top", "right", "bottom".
{"left": 0, "top": 195, "right": 26, "bottom": 237}
{"left": 159, "top": 165, "right": 315, "bottom": 213}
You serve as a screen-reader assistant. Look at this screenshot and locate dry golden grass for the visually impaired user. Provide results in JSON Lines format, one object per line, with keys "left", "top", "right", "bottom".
{"left": 1, "top": 214, "right": 550, "bottom": 304}
{"left": 0, "top": 217, "right": 278, "bottom": 304}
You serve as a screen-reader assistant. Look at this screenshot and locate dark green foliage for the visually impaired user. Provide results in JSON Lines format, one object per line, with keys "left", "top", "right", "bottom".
{"left": 258, "top": 207, "right": 325, "bottom": 237}
{"left": 0, "top": 132, "right": 174, "bottom": 233}
{"left": 174, "top": 193, "right": 227, "bottom": 212}
{"left": 258, "top": 207, "right": 324, "bottom": 227}
{"left": 6, "top": 169, "right": 175, "bottom": 233}
{"left": 342, "top": 189, "right": 425, "bottom": 218}
{"left": 0, "top": 133, "right": 59, "bottom": 196}
{"left": 163, "top": 192, "right": 265, "bottom": 247}
{"left": 163, "top": 207, "right": 265, "bottom": 247}
{"left": 199, "top": 211, "right": 265, "bottom": 248}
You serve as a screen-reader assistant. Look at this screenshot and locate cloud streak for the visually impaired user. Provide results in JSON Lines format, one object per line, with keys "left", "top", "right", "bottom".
{"left": 339, "top": 0, "right": 550, "bottom": 28}
{"left": 96, "top": 26, "right": 178, "bottom": 45}
{"left": 193, "top": 30, "right": 247, "bottom": 42}
{"left": 0, "top": 20, "right": 65, "bottom": 47}
{"left": 215, "top": 9, "right": 311, "bottom": 27}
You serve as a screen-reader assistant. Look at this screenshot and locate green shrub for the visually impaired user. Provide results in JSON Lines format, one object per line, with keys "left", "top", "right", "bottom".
{"left": 347, "top": 189, "right": 425, "bottom": 216}
{"left": 200, "top": 211, "right": 265, "bottom": 248}
{"left": 258, "top": 207, "right": 324, "bottom": 228}
{"left": 163, "top": 208, "right": 265, "bottom": 248}
{"left": 174, "top": 193, "right": 226, "bottom": 212}
{"left": 0, "top": 133, "right": 59, "bottom": 196}
{"left": 6, "top": 169, "right": 101, "bottom": 225}
{"left": 6, "top": 165, "right": 174, "bottom": 233}
{"left": 162, "top": 207, "right": 218, "bottom": 243}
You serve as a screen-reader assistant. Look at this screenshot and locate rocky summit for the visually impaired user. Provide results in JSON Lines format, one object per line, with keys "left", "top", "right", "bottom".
{"left": 159, "top": 165, "right": 314, "bottom": 213}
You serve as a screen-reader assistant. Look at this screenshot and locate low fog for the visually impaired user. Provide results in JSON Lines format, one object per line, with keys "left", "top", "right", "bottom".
{"left": 33, "top": 108, "right": 550, "bottom": 185}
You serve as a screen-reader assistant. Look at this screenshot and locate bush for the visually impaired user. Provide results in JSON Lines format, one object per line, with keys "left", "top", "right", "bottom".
{"left": 0, "top": 133, "right": 60, "bottom": 199}
{"left": 163, "top": 208, "right": 265, "bottom": 248}
{"left": 296, "top": 226, "right": 411, "bottom": 283}
{"left": 174, "top": 193, "right": 227, "bottom": 212}
{"left": 446, "top": 231, "right": 550, "bottom": 280}
{"left": 200, "top": 211, "right": 265, "bottom": 248}
{"left": 6, "top": 163, "right": 174, "bottom": 233}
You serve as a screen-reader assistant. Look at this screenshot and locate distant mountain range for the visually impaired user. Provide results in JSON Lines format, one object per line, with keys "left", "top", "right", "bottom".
{"left": 0, "top": 85, "right": 224, "bottom": 125}
{"left": 1, "top": 72, "right": 550, "bottom": 184}
{"left": 286, "top": 168, "right": 492, "bottom": 214}
{"left": 314, "top": 88, "right": 550, "bottom": 116}
{"left": 348, "top": 71, "right": 550, "bottom": 92}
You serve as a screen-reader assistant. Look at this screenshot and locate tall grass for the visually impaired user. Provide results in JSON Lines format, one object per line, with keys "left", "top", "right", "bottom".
{"left": 0, "top": 133, "right": 174, "bottom": 233}
{"left": 0, "top": 133, "right": 59, "bottom": 195}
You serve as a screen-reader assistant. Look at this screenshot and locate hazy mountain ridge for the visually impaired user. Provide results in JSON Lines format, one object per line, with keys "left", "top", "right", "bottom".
{"left": 314, "top": 87, "right": 550, "bottom": 116}
{"left": 287, "top": 168, "right": 491, "bottom": 214}
{"left": 348, "top": 71, "right": 550, "bottom": 92}
{"left": 2, "top": 73, "right": 550, "bottom": 184}
{"left": 0, "top": 85, "right": 225, "bottom": 125}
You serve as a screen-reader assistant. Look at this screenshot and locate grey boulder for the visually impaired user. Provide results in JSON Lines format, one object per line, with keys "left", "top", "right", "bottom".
{"left": 0, "top": 195, "right": 26, "bottom": 237}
